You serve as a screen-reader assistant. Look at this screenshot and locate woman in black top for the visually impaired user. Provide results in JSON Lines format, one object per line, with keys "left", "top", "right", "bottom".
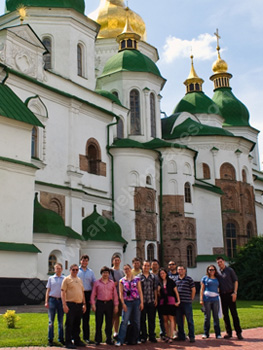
{"left": 158, "top": 268, "right": 180, "bottom": 342}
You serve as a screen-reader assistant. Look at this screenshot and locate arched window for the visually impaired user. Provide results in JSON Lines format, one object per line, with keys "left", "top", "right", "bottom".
{"left": 130, "top": 89, "right": 141, "bottom": 135}
{"left": 202, "top": 163, "right": 210, "bottom": 179}
{"left": 150, "top": 93, "right": 156, "bottom": 138}
{"left": 226, "top": 223, "right": 237, "bottom": 258}
{"left": 48, "top": 254, "right": 57, "bottom": 274}
{"left": 187, "top": 245, "right": 194, "bottom": 267}
{"left": 220, "top": 163, "right": 236, "bottom": 180}
{"left": 146, "top": 175, "right": 152, "bottom": 185}
{"left": 242, "top": 169, "right": 247, "bottom": 183}
{"left": 147, "top": 243, "right": 155, "bottom": 262}
{"left": 112, "top": 91, "right": 119, "bottom": 98}
{"left": 184, "top": 182, "right": 192, "bottom": 203}
{"left": 49, "top": 198, "right": 63, "bottom": 217}
{"left": 87, "top": 144, "right": 99, "bottom": 174}
{"left": 117, "top": 118, "right": 124, "bottom": 139}
{"left": 31, "top": 127, "right": 38, "bottom": 158}
{"left": 43, "top": 37, "right": 52, "bottom": 69}
{"left": 77, "top": 44, "right": 84, "bottom": 77}
{"left": 246, "top": 222, "right": 253, "bottom": 239}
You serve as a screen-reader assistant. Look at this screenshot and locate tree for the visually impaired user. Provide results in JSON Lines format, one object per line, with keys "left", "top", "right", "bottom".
{"left": 230, "top": 236, "right": 263, "bottom": 300}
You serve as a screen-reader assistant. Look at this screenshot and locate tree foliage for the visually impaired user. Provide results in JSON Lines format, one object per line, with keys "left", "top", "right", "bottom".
{"left": 230, "top": 236, "right": 263, "bottom": 300}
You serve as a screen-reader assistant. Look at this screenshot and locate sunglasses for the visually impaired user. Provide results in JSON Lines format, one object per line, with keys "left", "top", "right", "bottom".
{"left": 208, "top": 268, "right": 215, "bottom": 271}
{"left": 72, "top": 269, "right": 79, "bottom": 272}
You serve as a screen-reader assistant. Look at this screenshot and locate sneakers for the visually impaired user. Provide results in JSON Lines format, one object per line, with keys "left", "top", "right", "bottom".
{"left": 216, "top": 335, "right": 222, "bottom": 339}
{"left": 115, "top": 342, "right": 121, "bottom": 347}
{"left": 202, "top": 335, "right": 208, "bottom": 339}
{"left": 113, "top": 333, "right": 118, "bottom": 340}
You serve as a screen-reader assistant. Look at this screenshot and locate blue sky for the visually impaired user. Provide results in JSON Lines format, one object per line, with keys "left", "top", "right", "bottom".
{"left": 1, "top": 0, "right": 263, "bottom": 163}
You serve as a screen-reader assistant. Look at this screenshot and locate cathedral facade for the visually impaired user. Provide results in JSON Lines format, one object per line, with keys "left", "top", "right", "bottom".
{"left": 0, "top": 0, "right": 262, "bottom": 305}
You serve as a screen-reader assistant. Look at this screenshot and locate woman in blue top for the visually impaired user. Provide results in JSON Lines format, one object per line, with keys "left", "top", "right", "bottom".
{"left": 200, "top": 265, "right": 221, "bottom": 339}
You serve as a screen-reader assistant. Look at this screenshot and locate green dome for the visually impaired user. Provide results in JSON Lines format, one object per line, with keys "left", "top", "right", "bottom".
{"left": 82, "top": 205, "right": 127, "bottom": 244}
{"left": 6, "top": 0, "right": 85, "bottom": 15}
{"left": 212, "top": 87, "right": 250, "bottom": 127}
{"left": 99, "top": 49, "right": 163, "bottom": 79}
{"left": 95, "top": 90, "right": 123, "bottom": 107}
{"left": 173, "top": 91, "right": 222, "bottom": 116}
{"left": 33, "top": 194, "right": 83, "bottom": 240}
{"left": 162, "top": 117, "right": 234, "bottom": 140}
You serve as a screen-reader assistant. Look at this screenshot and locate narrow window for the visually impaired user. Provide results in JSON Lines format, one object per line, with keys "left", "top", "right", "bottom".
{"left": 77, "top": 44, "right": 83, "bottom": 77}
{"left": 130, "top": 89, "right": 141, "bottom": 135}
{"left": 203, "top": 163, "right": 210, "bottom": 179}
{"left": 88, "top": 144, "right": 99, "bottom": 174}
{"left": 48, "top": 254, "right": 57, "bottom": 274}
{"left": 147, "top": 243, "right": 155, "bottom": 262}
{"left": 226, "top": 223, "right": 237, "bottom": 258}
{"left": 43, "top": 37, "right": 52, "bottom": 69}
{"left": 117, "top": 118, "right": 124, "bottom": 139}
{"left": 184, "top": 182, "right": 192, "bottom": 203}
{"left": 31, "top": 127, "right": 38, "bottom": 158}
{"left": 242, "top": 169, "right": 247, "bottom": 183}
{"left": 187, "top": 245, "right": 194, "bottom": 267}
{"left": 150, "top": 93, "right": 156, "bottom": 138}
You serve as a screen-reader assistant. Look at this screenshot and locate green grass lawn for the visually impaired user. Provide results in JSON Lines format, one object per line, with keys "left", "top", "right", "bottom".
{"left": 0, "top": 300, "right": 262, "bottom": 347}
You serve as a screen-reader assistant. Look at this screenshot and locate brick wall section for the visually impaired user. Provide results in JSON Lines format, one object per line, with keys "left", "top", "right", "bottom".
{"left": 161, "top": 195, "right": 197, "bottom": 267}
{"left": 79, "top": 154, "right": 106, "bottom": 176}
{"left": 216, "top": 179, "right": 257, "bottom": 250}
{"left": 134, "top": 187, "right": 157, "bottom": 261}
{"left": 40, "top": 191, "right": 65, "bottom": 221}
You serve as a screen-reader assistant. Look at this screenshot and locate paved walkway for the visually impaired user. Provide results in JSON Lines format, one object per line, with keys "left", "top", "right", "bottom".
{"left": 2, "top": 328, "right": 263, "bottom": 350}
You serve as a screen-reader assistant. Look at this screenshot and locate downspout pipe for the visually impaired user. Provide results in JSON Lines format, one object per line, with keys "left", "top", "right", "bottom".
{"left": 107, "top": 115, "right": 119, "bottom": 221}
{"left": 153, "top": 149, "right": 164, "bottom": 267}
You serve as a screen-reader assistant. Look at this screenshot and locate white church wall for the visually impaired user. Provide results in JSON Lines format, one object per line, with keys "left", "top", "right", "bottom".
{"left": 0, "top": 252, "right": 38, "bottom": 278}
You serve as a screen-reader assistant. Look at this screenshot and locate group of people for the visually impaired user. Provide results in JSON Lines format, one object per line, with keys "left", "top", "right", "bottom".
{"left": 45, "top": 254, "right": 243, "bottom": 348}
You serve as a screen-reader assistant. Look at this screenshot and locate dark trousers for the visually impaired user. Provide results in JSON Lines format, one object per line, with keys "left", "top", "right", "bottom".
{"left": 65, "top": 302, "right": 82, "bottom": 345}
{"left": 95, "top": 300, "right": 114, "bottom": 343}
{"left": 155, "top": 306, "right": 165, "bottom": 336}
{"left": 82, "top": 291, "right": 91, "bottom": 340}
{"left": 140, "top": 302, "right": 156, "bottom": 340}
{"left": 220, "top": 292, "right": 242, "bottom": 336}
{"left": 176, "top": 302, "right": 195, "bottom": 340}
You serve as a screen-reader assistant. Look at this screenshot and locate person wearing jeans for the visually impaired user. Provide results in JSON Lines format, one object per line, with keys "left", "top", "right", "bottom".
{"left": 45, "top": 263, "right": 65, "bottom": 346}
{"left": 200, "top": 265, "right": 221, "bottom": 339}
{"left": 175, "top": 266, "right": 196, "bottom": 343}
{"left": 116, "top": 264, "right": 144, "bottom": 346}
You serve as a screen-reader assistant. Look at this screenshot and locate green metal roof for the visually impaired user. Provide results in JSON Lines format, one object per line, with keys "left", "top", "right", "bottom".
{"left": 173, "top": 91, "right": 222, "bottom": 116}
{"left": 99, "top": 49, "right": 164, "bottom": 80}
{"left": 0, "top": 242, "right": 41, "bottom": 253}
{"left": 95, "top": 90, "right": 123, "bottom": 107}
{"left": 196, "top": 254, "right": 229, "bottom": 262}
{"left": 194, "top": 179, "right": 224, "bottom": 195}
{"left": 0, "top": 83, "right": 43, "bottom": 127}
{"left": 110, "top": 138, "right": 191, "bottom": 151}
{"left": 212, "top": 87, "right": 250, "bottom": 127}
{"left": 82, "top": 205, "right": 127, "bottom": 244}
{"left": 5, "top": 0, "right": 85, "bottom": 14}
{"left": 162, "top": 117, "right": 234, "bottom": 140}
{"left": 33, "top": 194, "right": 83, "bottom": 240}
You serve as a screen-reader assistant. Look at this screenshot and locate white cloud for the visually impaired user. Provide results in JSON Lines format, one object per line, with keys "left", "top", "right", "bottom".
{"left": 162, "top": 33, "right": 218, "bottom": 63}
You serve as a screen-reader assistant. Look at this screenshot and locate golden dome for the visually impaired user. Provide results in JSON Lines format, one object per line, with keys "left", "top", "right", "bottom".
{"left": 212, "top": 53, "right": 228, "bottom": 74}
{"left": 88, "top": 0, "right": 147, "bottom": 41}
{"left": 212, "top": 28, "right": 228, "bottom": 74}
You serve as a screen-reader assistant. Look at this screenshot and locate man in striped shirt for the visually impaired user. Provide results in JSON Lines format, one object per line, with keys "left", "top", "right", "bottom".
{"left": 175, "top": 266, "right": 196, "bottom": 343}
